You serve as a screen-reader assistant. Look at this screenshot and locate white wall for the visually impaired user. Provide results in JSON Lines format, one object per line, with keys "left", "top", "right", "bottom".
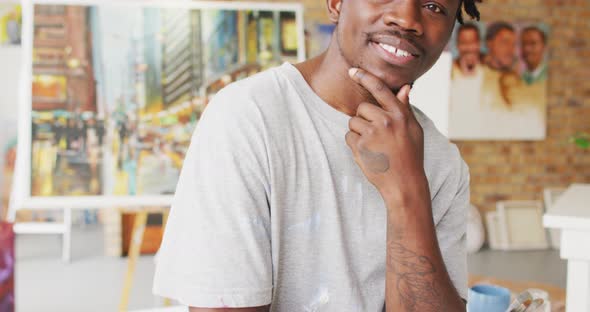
{"left": 410, "top": 51, "right": 451, "bottom": 137}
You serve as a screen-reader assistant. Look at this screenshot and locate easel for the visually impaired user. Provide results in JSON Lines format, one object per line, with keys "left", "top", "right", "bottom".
{"left": 119, "top": 206, "right": 172, "bottom": 312}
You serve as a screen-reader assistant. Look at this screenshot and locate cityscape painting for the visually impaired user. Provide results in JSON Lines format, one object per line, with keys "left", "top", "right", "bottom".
{"left": 28, "top": 2, "right": 304, "bottom": 197}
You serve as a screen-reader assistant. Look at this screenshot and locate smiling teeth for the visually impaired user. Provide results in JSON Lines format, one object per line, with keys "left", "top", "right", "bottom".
{"left": 379, "top": 43, "right": 411, "bottom": 57}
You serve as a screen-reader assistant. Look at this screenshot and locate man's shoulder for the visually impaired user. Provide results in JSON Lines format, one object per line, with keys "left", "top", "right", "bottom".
{"left": 214, "top": 64, "right": 289, "bottom": 103}
{"left": 412, "top": 105, "right": 453, "bottom": 152}
{"left": 412, "top": 106, "right": 466, "bottom": 176}
{"left": 204, "top": 66, "right": 285, "bottom": 115}
{"left": 198, "top": 64, "right": 297, "bottom": 141}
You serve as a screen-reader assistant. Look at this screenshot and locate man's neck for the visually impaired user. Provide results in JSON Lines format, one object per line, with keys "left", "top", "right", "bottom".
{"left": 294, "top": 40, "right": 377, "bottom": 117}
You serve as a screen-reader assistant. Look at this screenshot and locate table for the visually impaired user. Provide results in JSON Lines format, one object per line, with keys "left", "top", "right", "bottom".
{"left": 469, "top": 275, "right": 565, "bottom": 312}
{"left": 543, "top": 184, "right": 590, "bottom": 312}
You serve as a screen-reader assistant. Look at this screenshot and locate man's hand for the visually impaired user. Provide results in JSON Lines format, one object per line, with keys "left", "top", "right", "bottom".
{"left": 345, "top": 67, "right": 427, "bottom": 207}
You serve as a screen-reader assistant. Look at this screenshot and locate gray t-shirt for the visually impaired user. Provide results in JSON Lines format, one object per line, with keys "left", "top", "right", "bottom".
{"left": 153, "top": 63, "right": 469, "bottom": 311}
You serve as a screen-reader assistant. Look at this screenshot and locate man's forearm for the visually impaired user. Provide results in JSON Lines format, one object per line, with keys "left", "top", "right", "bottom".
{"left": 384, "top": 194, "right": 465, "bottom": 312}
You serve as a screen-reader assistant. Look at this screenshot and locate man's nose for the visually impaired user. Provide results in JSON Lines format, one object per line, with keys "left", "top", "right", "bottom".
{"left": 382, "top": 0, "right": 424, "bottom": 36}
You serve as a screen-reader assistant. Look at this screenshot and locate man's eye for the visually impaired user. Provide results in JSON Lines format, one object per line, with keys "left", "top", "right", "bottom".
{"left": 424, "top": 3, "right": 445, "bottom": 15}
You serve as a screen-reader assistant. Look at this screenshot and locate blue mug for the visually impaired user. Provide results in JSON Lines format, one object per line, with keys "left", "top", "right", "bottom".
{"left": 468, "top": 284, "right": 511, "bottom": 312}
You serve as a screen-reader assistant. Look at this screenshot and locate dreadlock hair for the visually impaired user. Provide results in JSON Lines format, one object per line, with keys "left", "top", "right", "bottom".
{"left": 457, "top": 0, "right": 483, "bottom": 24}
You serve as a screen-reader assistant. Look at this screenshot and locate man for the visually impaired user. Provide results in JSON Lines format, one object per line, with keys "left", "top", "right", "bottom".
{"left": 520, "top": 26, "right": 547, "bottom": 85}
{"left": 154, "top": 1, "right": 481, "bottom": 311}
{"left": 484, "top": 22, "right": 516, "bottom": 72}
{"left": 481, "top": 21, "right": 520, "bottom": 111}
{"left": 449, "top": 23, "right": 485, "bottom": 139}
{"left": 454, "top": 23, "right": 482, "bottom": 77}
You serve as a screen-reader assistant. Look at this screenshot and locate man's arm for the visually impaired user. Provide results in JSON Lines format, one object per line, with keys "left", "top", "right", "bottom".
{"left": 189, "top": 305, "right": 270, "bottom": 312}
{"left": 345, "top": 68, "right": 466, "bottom": 312}
{"left": 383, "top": 189, "right": 465, "bottom": 312}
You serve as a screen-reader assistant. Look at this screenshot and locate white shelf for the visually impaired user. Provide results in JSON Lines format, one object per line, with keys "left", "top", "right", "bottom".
{"left": 14, "top": 222, "right": 67, "bottom": 234}
{"left": 542, "top": 183, "right": 590, "bottom": 311}
{"left": 20, "top": 195, "right": 174, "bottom": 210}
{"left": 543, "top": 184, "right": 590, "bottom": 231}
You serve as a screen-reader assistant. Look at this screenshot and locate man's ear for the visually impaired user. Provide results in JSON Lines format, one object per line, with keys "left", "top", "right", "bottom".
{"left": 326, "top": 0, "right": 342, "bottom": 24}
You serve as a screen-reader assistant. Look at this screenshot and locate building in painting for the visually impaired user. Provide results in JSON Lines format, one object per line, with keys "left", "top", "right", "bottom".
{"left": 160, "top": 9, "right": 203, "bottom": 108}
{"left": 32, "top": 5, "right": 96, "bottom": 113}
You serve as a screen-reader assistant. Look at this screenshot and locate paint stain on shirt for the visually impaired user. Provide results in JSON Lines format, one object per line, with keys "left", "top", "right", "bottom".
{"left": 304, "top": 287, "right": 330, "bottom": 312}
{"left": 287, "top": 212, "right": 321, "bottom": 233}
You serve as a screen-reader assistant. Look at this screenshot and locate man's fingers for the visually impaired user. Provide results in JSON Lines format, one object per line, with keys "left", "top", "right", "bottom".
{"left": 395, "top": 84, "right": 413, "bottom": 116}
{"left": 345, "top": 131, "right": 361, "bottom": 150}
{"left": 397, "top": 84, "right": 418, "bottom": 121}
{"left": 356, "top": 102, "right": 384, "bottom": 121}
{"left": 348, "top": 67, "right": 398, "bottom": 111}
{"left": 348, "top": 116, "right": 372, "bottom": 135}
{"left": 396, "top": 84, "right": 411, "bottom": 106}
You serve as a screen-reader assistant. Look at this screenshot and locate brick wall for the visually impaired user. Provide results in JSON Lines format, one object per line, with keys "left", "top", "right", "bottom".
{"left": 223, "top": 0, "right": 590, "bottom": 214}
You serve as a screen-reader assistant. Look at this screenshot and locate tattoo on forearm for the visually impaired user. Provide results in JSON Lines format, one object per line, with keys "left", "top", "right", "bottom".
{"left": 387, "top": 240, "right": 442, "bottom": 311}
{"left": 359, "top": 148, "right": 390, "bottom": 173}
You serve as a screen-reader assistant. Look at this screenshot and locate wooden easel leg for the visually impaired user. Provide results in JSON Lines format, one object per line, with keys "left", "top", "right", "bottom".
{"left": 119, "top": 211, "right": 148, "bottom": 312}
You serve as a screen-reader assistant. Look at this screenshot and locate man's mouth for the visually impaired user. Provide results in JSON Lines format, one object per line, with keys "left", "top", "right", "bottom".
{"left": 366, "top": 32, "right": 423, "bottom": 68}
{"left": 370, "top": 40, "right": 419, "bottom": 67}
{"left": 377, "top": 42, "right": 413, "bottom": 58}
{"left": 369, "top": 33, "right": 423, "bottom": 56}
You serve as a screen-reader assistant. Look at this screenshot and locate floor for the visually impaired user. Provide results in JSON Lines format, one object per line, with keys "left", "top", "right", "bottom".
{"left": 468, "top": 248, "right": 567, "bottom": 288}
{"left": 15, "top": 226, "right": 568, "bottom": 312}
{"left": 16, "top": 225, "right": 158, "bottom": 312}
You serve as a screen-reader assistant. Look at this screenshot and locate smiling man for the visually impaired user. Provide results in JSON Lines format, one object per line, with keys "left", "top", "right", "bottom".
{"left": 520, "top": 26, "right": 548, "bottom": 85}
{"left": 454, "top": 23, "right": 482, "bottom": 76}
{"left": 484, "top": 21, "right": 516, "bottom": 72}
{"left": 153, "top": 1, "right": 482, "bottom": 311}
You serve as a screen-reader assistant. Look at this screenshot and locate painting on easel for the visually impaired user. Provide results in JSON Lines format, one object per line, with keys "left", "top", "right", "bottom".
{"left": 23, "top": 1, "right": 304, "bottom": 203}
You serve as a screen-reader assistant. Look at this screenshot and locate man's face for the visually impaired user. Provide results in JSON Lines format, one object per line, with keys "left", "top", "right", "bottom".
{"left": 457, "top": 28, "right": 480, "bottom": 57}
{"left": 457, "top": 28, "right": 481, "bottom": 73}
{"left": 521, "top": 29, "right": 546, "bottom": 71}
{"left": 331, "top": 0, "right": 460, "bottom": 90}
{"left": 486, "top": 28, "right": 516, "bottom": 70}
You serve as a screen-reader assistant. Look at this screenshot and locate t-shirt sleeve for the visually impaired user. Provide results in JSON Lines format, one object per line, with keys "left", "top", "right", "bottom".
{"left": 152, "top": 87, "right": 273, "bottom": 308}
{"left": 436, "top": 157, "right": 470, "bottom": 301}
